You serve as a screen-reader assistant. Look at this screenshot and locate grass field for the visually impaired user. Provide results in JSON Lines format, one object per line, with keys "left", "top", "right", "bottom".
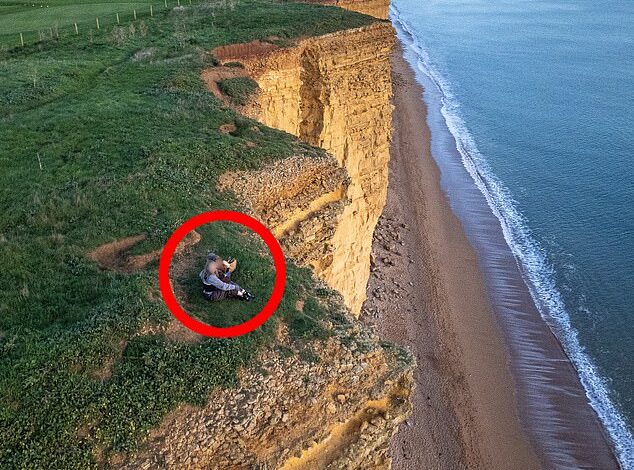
{"left": 0, "top": 0, "right": 161, "bottom": 46}
{"left": 0, "top": 0, "right": 376, "bottom": 466}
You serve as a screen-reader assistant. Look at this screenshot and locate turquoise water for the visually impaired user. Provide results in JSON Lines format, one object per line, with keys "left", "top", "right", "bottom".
{"left": 391, "top": 0, "right": 633, "bottom": 466}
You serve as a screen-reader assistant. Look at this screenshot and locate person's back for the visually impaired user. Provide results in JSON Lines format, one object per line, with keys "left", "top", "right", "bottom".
{"left": 200, "top": 252, "right": 253, "bottom": 302}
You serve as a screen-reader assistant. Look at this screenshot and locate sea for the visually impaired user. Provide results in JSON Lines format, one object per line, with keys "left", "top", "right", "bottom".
{"left": 389, "top": 0, "right": 634, "bottom": 467}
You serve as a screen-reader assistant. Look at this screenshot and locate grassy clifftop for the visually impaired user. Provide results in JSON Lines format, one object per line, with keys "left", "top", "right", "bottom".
{"left": 0, "top": 1, "right": 377, "bottom": 466}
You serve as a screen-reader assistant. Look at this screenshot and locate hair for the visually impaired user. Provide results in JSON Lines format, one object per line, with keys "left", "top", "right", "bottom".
{"left": 204, "top": 256, "right": 223, "bottom": 277}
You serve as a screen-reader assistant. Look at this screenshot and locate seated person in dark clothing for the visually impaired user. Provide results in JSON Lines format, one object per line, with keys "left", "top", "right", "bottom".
{"left": 199, "top": 252, "right": 254, "bottom": 301}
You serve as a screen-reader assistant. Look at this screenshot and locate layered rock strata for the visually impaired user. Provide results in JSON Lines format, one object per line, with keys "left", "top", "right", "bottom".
{"left": 213, "top": 22, "right": 395, "bottom": 315}
{"left": 219, "top": 154, "right": 350, "bottom": 267}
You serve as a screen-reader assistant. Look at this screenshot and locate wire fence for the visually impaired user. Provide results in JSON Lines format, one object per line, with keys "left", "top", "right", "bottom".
{"left": 1, "top": 0, "right": 203, "bottom": 49}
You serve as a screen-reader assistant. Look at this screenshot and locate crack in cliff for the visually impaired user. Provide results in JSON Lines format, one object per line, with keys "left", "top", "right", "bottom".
{"left": 299, "top": 48, "right": 326, "bottom": 145}
{"left": 272, "top": 187, "right": 346, "bottom": 239}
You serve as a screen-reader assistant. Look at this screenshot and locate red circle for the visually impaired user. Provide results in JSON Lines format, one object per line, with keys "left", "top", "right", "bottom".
{"left": 158, "top": 211, "right": 286, "bottom": 338}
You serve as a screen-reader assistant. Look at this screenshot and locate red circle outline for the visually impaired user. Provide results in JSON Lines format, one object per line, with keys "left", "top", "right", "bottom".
{"left": 158, "top": 211, "right": 286, "bottom": 338}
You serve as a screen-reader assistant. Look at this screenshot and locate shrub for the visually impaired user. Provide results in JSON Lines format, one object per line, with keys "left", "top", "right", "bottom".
{"left": 218, "top": 76, "right": 259, "bottom": 105}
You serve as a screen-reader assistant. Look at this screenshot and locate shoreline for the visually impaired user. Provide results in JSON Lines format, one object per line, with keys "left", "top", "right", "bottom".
{"left": 366, "top": 34, "right": 622, "bottom": 468}
{"left": 392, "top": 11, "right": 621, "bottom": 465}
{"left": 362, "top": 44, "right": 540, "bottom": 469}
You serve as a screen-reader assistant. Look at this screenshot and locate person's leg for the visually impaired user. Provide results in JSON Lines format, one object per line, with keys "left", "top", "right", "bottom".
{"left": 209, "top": 282, "right": 240, "bottom": 301}
{"left": 208, "top": 289, "right": 227, "bottom": 301}
{"left": 225, "top": 282, "right": 241, "bottom": 299}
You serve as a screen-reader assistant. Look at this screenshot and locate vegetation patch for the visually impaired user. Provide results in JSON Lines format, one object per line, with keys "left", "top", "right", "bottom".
{"left": 218, "top": 76, "right": 259, "bottom": 105}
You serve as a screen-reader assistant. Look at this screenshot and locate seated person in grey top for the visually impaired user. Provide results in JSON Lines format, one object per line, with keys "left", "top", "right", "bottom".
{"left": 200, "top": 252, "right": 254, "bottom": 301}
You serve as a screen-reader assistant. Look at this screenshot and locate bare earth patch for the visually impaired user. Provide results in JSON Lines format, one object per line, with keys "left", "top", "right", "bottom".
{"left": 164, "top": 319, "right": 203, "bottom": 344}
{"left": 200, "top": 67, "right": 248, "bottom": 104}
{"left": 219, "top": 122, "right": 237, "bottom": 134}
{"left": 87, "top": 234, "right": 148, "bottom": 273}
{"left": 212, "top": 40, "right": 279, "bottom": 63}
{"left": 88, "top": 230, "right": 201, "bottom": 273}
{"left": 202, "top": 40, "right": 280, "bottom": 107}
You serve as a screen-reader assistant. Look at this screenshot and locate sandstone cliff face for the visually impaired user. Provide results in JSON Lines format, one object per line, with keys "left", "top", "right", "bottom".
{"left": 214, "top": 23, "right": 395, "bottom": 315}
{"left": 218, "top": 154, "right": 350, "bottom": 268}
{"left": 304, "top": 0, "right": 390, "bottom": 20}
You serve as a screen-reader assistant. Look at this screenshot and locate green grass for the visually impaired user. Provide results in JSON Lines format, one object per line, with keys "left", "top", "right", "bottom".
{"left": 218, "top": 75, "right": 258, "bottom": 106}
{"left": 0, "top": 0, "right": 159, "bottom": 45}
{"left": 1, "top": 3, "right": 152, "bottom": 34}
{"left": 0, "top": 0, "right": 377, "bottom": 467}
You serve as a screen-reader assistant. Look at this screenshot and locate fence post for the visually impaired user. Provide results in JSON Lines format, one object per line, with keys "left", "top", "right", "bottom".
{"left": 75, "top": 23, "right": 78, "bottom": 34}
{"left": 150, "top": 5, "right": 153, "bottom": 16}
{"left": 96, "top": 17, "right": 100, "bottom": 30}
{"left": 20, "top": 32, "right": 24, "bottom": 46}
{"left": 117, "top": 13, "right": 120, "bottom": 24}
{"left": 133, "top": 9, "right": 137, "bottom": 20}
{"left": 177, "top": 0, "right": 180, "bottom": 6}
{"left": 164, "top": 0, "right": 167, "bottom": 7}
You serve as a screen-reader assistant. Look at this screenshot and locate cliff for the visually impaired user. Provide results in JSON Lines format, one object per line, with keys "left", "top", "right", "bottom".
{"left": 213, "top": 22, "right": 395, "bottom": 315}
{"left": 123, "top": 311, "right": 412, "bottom": 469}
{"left": 0, "top": 0, "right": 413, "bottom": 467}
{"left": 304, "top": 0, "right": 390, "bottom": 20}
{"left": 146, "top": 19, "right": 413, "bottom": 470}
{"left": 218, "top": 153, "right": 351, "bottom": 268}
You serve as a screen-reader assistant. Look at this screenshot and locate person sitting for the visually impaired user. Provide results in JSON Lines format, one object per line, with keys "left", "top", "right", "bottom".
{"left": 199, "top": 252, "right": 254, "bottom": 301}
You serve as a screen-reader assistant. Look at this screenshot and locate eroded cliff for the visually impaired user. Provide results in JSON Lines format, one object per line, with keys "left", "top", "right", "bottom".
{"left": 218, "top": 154, "right": 350, "bottom": 267}
{"left": 123, "top": 309, "right": 412, "bottom": 469}
{"left": 213, "top": 23, "right": 395, "bottom": 315}
{"left": 304, "top": 0, "right": 390, "bottom": 20}
{"left": 149, "top": 19, "right": 414, "bottom": 470}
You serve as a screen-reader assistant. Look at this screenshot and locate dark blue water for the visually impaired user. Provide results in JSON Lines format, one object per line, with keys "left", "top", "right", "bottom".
{"left": 390, "top": 0, "right": 634, "bottom": 467}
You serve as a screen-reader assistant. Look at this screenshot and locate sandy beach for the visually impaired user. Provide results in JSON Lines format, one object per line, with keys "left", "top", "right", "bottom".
{"left": 361, "top": 45, "right": 541, "bottom": 469}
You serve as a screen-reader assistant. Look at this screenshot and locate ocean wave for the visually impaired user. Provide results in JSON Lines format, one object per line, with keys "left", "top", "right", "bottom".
{"left": 389, "top": 4, "right": 634, "bottom": 468}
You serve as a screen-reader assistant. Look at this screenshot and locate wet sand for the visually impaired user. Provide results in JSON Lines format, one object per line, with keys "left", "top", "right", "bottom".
{"left": 362, "top": 45, "right": 540, "bottom": 469}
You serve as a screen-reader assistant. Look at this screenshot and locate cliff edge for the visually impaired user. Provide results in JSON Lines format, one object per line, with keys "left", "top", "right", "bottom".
{"left": 130, "top": 18, "right": 411, "bottom": 470}
{"left": 304, "top": 0, "right": 390, "bottom": 20}
{"left": 213, "top": 22, "right": 395, "bottom": 316}
{"left": 124, "top": 310, "right": 412, "bottom": 468}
